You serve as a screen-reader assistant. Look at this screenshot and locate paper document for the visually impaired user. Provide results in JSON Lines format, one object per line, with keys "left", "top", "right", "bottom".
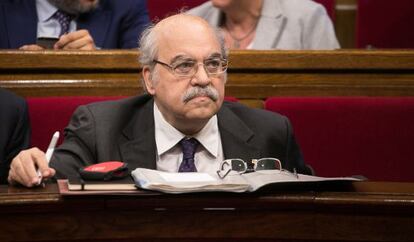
{"left": 131, "top": 168, "right": 361, "bottom": 194}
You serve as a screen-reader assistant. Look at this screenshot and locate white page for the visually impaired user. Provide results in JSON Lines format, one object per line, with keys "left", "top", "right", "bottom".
{"left": 159, "top": 172, "right": 217, "bottom": 183}
{"left": 131, "top": 168, "right": 360, "bottom": 194}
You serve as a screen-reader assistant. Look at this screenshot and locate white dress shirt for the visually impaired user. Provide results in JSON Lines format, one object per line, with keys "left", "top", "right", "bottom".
{"left": 36, "top": 0, "right": 76, "bottom": 38}
{"left": 154, "top": 103, "right": 224, "bottom": 174}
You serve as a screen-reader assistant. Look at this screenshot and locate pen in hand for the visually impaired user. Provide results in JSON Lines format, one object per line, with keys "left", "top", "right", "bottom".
{"left": 36, "top": 131, "right": 60, "bottom": 185}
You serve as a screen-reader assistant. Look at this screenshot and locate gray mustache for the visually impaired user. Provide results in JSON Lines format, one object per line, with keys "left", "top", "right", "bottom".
{"left": 182, "top": 86, "right": 219, "bottom": 103}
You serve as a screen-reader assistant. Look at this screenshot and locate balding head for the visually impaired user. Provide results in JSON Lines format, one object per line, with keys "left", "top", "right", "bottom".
{"left": 139, "top": 14, "right": 227, "bottom": 67}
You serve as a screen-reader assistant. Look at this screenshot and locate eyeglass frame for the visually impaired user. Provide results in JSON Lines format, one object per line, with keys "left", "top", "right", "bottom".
{"left": 216, "top": 157, "right": 298, "bottom": 179}
{"left": 152, "top": 57, "right": 228, "bottom": 77}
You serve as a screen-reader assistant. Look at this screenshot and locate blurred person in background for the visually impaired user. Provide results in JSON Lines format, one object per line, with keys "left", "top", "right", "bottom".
{"left": 0, "top": 88, "right": 30, "bottom": 184}
{"left": 0, "top": 0, "right": 150, "bottom": 50}
{"left": 188, "top": 0, "right": 339, "bottom": 50}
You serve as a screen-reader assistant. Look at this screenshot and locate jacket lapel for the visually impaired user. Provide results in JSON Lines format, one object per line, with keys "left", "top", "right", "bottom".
{"left": 252, "top": 0, "right": 286, "bottom": 49}
{"left": 119, "top": 99, "right": 262, "bottom": 170}
{"left": 218, "top": 105, "right": 261, "bottom": 161}
{"left": 4, "top": 1, "right": 37, "bottom": 48}
{"left": 77, "top": 6, "right": 110, "bottom": 48}
{"left": 119, "top": 98, "right": 157, "bottom": 170}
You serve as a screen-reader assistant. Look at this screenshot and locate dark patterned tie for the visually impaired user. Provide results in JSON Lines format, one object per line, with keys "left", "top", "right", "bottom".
{"left": 178, "top": 138, "right": 199, "bottom": 172}
{"left": 53, "top": 10, "right": 73, "bottom": 36}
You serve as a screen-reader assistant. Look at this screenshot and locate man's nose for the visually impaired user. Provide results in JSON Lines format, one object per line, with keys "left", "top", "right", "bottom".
{"left": 191, "top": 63, "right": 211, "bottom": 86}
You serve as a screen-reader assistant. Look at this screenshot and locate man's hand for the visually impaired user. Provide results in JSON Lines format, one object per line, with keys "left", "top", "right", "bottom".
{"left": 54, "top": 29, "right": 96, "bottom": 50}
{"left": 19, "top": 45, "right": 45, "bottom": 50}
{"left": 8, "top": 148, "right": 56, "bottom": 187}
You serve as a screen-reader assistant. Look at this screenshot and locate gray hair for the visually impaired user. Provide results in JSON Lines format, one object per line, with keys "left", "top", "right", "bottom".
{"left": 138, "top": 21, "right": 228, "bottom": 67}
{"left": 138, "top": 24, "right": 158, "bottom": 68}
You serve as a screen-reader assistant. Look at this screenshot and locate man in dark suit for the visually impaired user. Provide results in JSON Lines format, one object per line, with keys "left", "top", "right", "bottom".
{"left": 8, "top": 14, "right": 311, "bottom": 187}
{"left": 0, "top": 0, "right": 150, "bottom": 50}
{"left": 0, "top": 89, "right": 30, "bottom": 184}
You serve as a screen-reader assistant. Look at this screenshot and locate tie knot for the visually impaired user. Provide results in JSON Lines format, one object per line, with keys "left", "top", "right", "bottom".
{"left": 53, "top": 10, "right": 73, "bottom": 36}
{"left": 180, "top": 138, "right": 199, "bottom": 160}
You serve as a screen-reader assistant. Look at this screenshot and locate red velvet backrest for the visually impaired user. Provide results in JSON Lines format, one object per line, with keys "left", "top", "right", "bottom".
{"left": 357, "top": 0, "right": 414, "bottom": 48}
{"left": 265, "top": 97, "right": 414, "bottom": 182}
{"left": 27, "top": 96, "right": 238, "bottom": 151}
{"left": 27, "top": 96, "right": 125, "bottom": 151}
{"left": 313, "top": 0, "right": 336, "bottom": 21}
{"left": 147, "top": 0, "right": 208, "bottom": 21}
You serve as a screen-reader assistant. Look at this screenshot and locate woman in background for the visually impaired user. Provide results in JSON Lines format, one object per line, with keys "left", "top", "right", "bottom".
{"left": 188, "top": 0, "right": 340, "bottom": 50}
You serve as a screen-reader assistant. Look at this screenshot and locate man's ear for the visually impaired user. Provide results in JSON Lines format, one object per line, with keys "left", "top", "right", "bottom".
{"left": 142, "top": 66, "right": 155, "bottom": 95}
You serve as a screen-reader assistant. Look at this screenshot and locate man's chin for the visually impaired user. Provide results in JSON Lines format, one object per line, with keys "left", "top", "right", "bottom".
{"left": 182, "top": 95, "right": 222, "bottom": 118}
{"left": 185, "top": 104, "right": 218, "bottom": 120}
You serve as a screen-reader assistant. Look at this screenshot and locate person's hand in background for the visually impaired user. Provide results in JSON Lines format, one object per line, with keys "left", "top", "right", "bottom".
{"left": 19, "top": 45, "right": 45, "bottom": 50}
{"left": 54, "top": 29, "right": 96, "bottom": 50}
{"left": 8, "top": 148, "right": 56, "bottom": 187}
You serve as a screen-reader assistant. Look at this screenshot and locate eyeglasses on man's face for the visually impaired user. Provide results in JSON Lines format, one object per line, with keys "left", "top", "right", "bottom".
{"left": 153, "top": 57, "right": 228, "bottom": 77}
{"left": 216, "top": 158, "right": 298, "bottom": 179}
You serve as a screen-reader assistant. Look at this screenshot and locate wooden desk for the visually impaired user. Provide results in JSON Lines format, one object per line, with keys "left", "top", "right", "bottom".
{"left": 1, "top": 182, "right": 413, "bottom": 242}
{"left": 1, "top": 50, "right": 414, "bottom": 108}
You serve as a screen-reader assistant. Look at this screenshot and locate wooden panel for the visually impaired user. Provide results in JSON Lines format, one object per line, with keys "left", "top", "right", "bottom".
{"left": 2, "top": 50, "right": 413, "bottom": 70}
{"left": 1, "top": 50, "right": 414, "bottom": 107}
{"left": 335, "top": 0, "right": 357, "bottom": 48}
{"left": 0, "top": 182, "right": 414, "bottom": 242}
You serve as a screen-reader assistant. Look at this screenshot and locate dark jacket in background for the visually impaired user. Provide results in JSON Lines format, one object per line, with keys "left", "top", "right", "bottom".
{"left": 0, "top": 89, "right": 30, "bottom": 184}
{"left": 0, "top": 0, "right": 150, "bottom": 49}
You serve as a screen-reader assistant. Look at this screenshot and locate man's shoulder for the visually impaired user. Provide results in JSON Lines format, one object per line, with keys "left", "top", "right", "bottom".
{"left": 0, "top": 0, "right": 35, "bottom": 10}
{"left": 69, "top": 95, "right": 153, "bottom": 130}
{"left": 84, "top": 95, "right": 151, "bottom": 112}
{"left": 0, "top": 89, "right": 26, "bottom": 110}
{"left": 0, "top": 0, "right": 24, "bottom": 6}
{"left": 276, "top": 0, "right": 325, "bottom": 16}
{"left": 222, "top": 101, "right": 287, "bottom": 123}
{"left": 98, "top": 0, "right": 146, "bottom": 10}
{"left": 0, "top": 89, "right": 27, "bottom": 127}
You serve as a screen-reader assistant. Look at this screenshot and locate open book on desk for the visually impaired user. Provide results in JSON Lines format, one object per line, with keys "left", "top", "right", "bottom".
{"left": 66, "top": 176, "right": 136, "bottom": 191}
{"left": 58, "top": 179, "right": 160, "bottom": 196}
{"left": 131, "top": 168, "right": 361, "bottom": 194}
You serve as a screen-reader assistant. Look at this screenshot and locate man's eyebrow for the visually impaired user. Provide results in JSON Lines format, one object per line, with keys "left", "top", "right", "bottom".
{"left": 170, "top": 55, "right": 194, "bottom": 64}
{"left": 208, "top": 53, "right": 223, "bottom": 59}
{"left": 169, "top": 52, "right": 224, "bottom": 64}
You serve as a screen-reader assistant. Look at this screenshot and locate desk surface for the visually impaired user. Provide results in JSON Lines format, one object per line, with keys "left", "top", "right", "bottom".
{"left": 1, "top": 181, "right": 414, "bottom": 242}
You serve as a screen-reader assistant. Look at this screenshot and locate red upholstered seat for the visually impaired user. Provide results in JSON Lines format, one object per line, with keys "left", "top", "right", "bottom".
{"left": 147, "top": 0, "right": 208, "bottom": 21}
{"left": 265, "top": 97, "right": 414, "bottom": 182}
{"left": 357, "top": 0, "right": 414, "bottom": 48}
{"left": 27, "top": 96, "right": 237, "bottom": 152}
{"left": 27, "top": 96, "right": 125, "bottom": 151}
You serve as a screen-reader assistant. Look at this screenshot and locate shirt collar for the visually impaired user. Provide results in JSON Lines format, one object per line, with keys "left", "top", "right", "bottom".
{"left": 154, "top": 102, "right": 220, "bottom": 158}
{"left": 36, "top": 0, "right": 59, "bottom": 22}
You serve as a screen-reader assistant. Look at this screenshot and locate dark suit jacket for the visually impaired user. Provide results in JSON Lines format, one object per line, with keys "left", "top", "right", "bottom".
{"left": 50, "top": 95, "right": 311, "bottom": 179}
{"left": 0, "top": 89, "right": 30, "bottom": 184}
{"left": 0, "top": 0, "right": 150, "bottom": 49}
